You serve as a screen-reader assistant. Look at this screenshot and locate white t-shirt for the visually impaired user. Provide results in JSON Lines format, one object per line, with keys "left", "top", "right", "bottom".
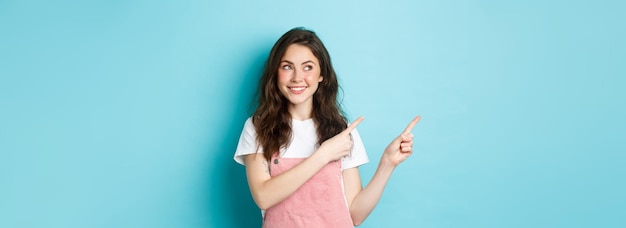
{"left": 234, "top": 117, "right": 369, "bottom": 169}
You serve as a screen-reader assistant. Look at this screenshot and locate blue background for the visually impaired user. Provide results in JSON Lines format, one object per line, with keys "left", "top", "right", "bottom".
{"left": 1, "top": 0, "right": 624, "bottom": 227}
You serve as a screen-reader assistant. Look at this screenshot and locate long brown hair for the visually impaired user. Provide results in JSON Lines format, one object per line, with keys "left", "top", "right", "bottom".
{"left": 253, "top": 27, "right": 346, "bottom": 161}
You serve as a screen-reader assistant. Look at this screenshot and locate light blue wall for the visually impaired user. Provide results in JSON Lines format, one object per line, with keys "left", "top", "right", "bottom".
{"left": 1, "top": 0, "right": 624, "bottom": 227}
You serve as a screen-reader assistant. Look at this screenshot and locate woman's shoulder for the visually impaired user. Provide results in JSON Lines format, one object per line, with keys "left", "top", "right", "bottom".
{"left": 243, "top": 116, "right": 255, "bottom": 126}
{"left": 240, "top": 116, "right": 256, "bottom": 132}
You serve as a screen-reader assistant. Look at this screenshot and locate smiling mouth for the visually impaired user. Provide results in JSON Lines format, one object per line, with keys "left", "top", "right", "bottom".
{"left": 288, "top": 86, "right": 307, "bottom": 94}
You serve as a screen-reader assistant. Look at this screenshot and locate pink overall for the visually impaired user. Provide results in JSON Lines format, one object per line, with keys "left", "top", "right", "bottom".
{"left": 263, "top": 156, "right": 354, "bottom": 228}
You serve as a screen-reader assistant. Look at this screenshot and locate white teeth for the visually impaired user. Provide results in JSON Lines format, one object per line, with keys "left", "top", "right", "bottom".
{"left": 290, "top": 87, "right": 305, "bottom": 91}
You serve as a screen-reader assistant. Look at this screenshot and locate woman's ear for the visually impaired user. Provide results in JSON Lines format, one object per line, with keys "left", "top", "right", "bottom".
{"left": 319, "top": 76, "right": 324, "bottom": 82}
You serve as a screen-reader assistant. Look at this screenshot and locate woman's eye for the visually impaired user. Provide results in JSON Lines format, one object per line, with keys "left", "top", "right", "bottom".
{"left": 304, "top": 65, "right": 312, "bottom": 71}
{"left": 282, "top": 65, "right": 292, "bottom": 70}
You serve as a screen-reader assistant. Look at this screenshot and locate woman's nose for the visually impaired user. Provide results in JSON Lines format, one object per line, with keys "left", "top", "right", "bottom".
{"left": 291, "top": 69, "right": 304, "bottom": 82}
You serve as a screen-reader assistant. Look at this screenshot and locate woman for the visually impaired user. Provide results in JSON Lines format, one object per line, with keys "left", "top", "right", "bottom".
{"left": 234, "top": 27, "right": 420, "bottom": 227}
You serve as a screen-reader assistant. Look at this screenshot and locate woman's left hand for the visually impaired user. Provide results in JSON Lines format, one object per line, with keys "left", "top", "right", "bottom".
{"left": 382, "top": 116, "right": 421, "bottom": 167}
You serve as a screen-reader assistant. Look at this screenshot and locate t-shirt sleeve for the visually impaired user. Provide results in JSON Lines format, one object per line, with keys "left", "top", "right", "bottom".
{"left": 341, "top": 128, "right": 369, "bottom": 170}
{"left": 233, "top": 117, "right": 262, "bottom": 166}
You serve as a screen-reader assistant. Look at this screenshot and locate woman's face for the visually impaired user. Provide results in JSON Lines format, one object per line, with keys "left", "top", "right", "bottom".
{"left": 277, "top": 44, "right": 323, "bottom": 109}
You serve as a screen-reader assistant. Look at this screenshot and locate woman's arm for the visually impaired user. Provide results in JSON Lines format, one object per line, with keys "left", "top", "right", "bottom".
{"left": 344, "top": 116, "right": 421, "bottom": 226}
{"left": 244, "top": 152, "right": 329, "bottom": 210}
{"left": 245, "top": 117, "right": 365, "bottom": 210}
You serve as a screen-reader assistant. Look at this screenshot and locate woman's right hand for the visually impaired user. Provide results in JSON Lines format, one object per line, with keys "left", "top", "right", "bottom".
{"left": 316, "top": 117, "right": 364, "bottom": 162}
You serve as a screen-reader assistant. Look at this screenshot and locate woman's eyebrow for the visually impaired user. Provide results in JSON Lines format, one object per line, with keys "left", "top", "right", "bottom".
{"left": 301, "top": 60, "right": 316, "bottom": 65}
{"left": 280, "top": 60, "right": 316, "bottom": 65}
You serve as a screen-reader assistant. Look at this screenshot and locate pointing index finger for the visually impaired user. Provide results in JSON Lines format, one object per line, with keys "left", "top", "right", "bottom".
{"left": 344, "top": 116, "right": 364, "bottom": 134}
{"left": 403, "top": 116, "right": 421, "bottom": 134}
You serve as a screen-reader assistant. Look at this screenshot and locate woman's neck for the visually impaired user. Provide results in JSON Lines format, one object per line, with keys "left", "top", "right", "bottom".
{"left": 288, "top": 103, "right": 313, "bottom": 120}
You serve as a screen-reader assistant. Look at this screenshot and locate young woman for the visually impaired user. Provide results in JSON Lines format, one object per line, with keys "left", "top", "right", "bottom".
{"left": 234, "top": 27, "right": 420, "bottom": 227}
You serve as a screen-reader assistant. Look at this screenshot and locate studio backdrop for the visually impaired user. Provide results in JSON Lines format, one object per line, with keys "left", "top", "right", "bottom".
{"left": 1, "top": 0, "right": 624, "bottom": 227}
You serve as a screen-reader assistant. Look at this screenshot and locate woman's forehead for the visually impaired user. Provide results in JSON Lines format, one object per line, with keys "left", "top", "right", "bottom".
{"left": 281, "top": 44, "right": 319, "bottom": 64}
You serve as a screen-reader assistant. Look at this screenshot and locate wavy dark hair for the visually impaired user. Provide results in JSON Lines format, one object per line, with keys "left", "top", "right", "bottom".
{"left": 253, "top": 27, "right": 347, "bottom": 161}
